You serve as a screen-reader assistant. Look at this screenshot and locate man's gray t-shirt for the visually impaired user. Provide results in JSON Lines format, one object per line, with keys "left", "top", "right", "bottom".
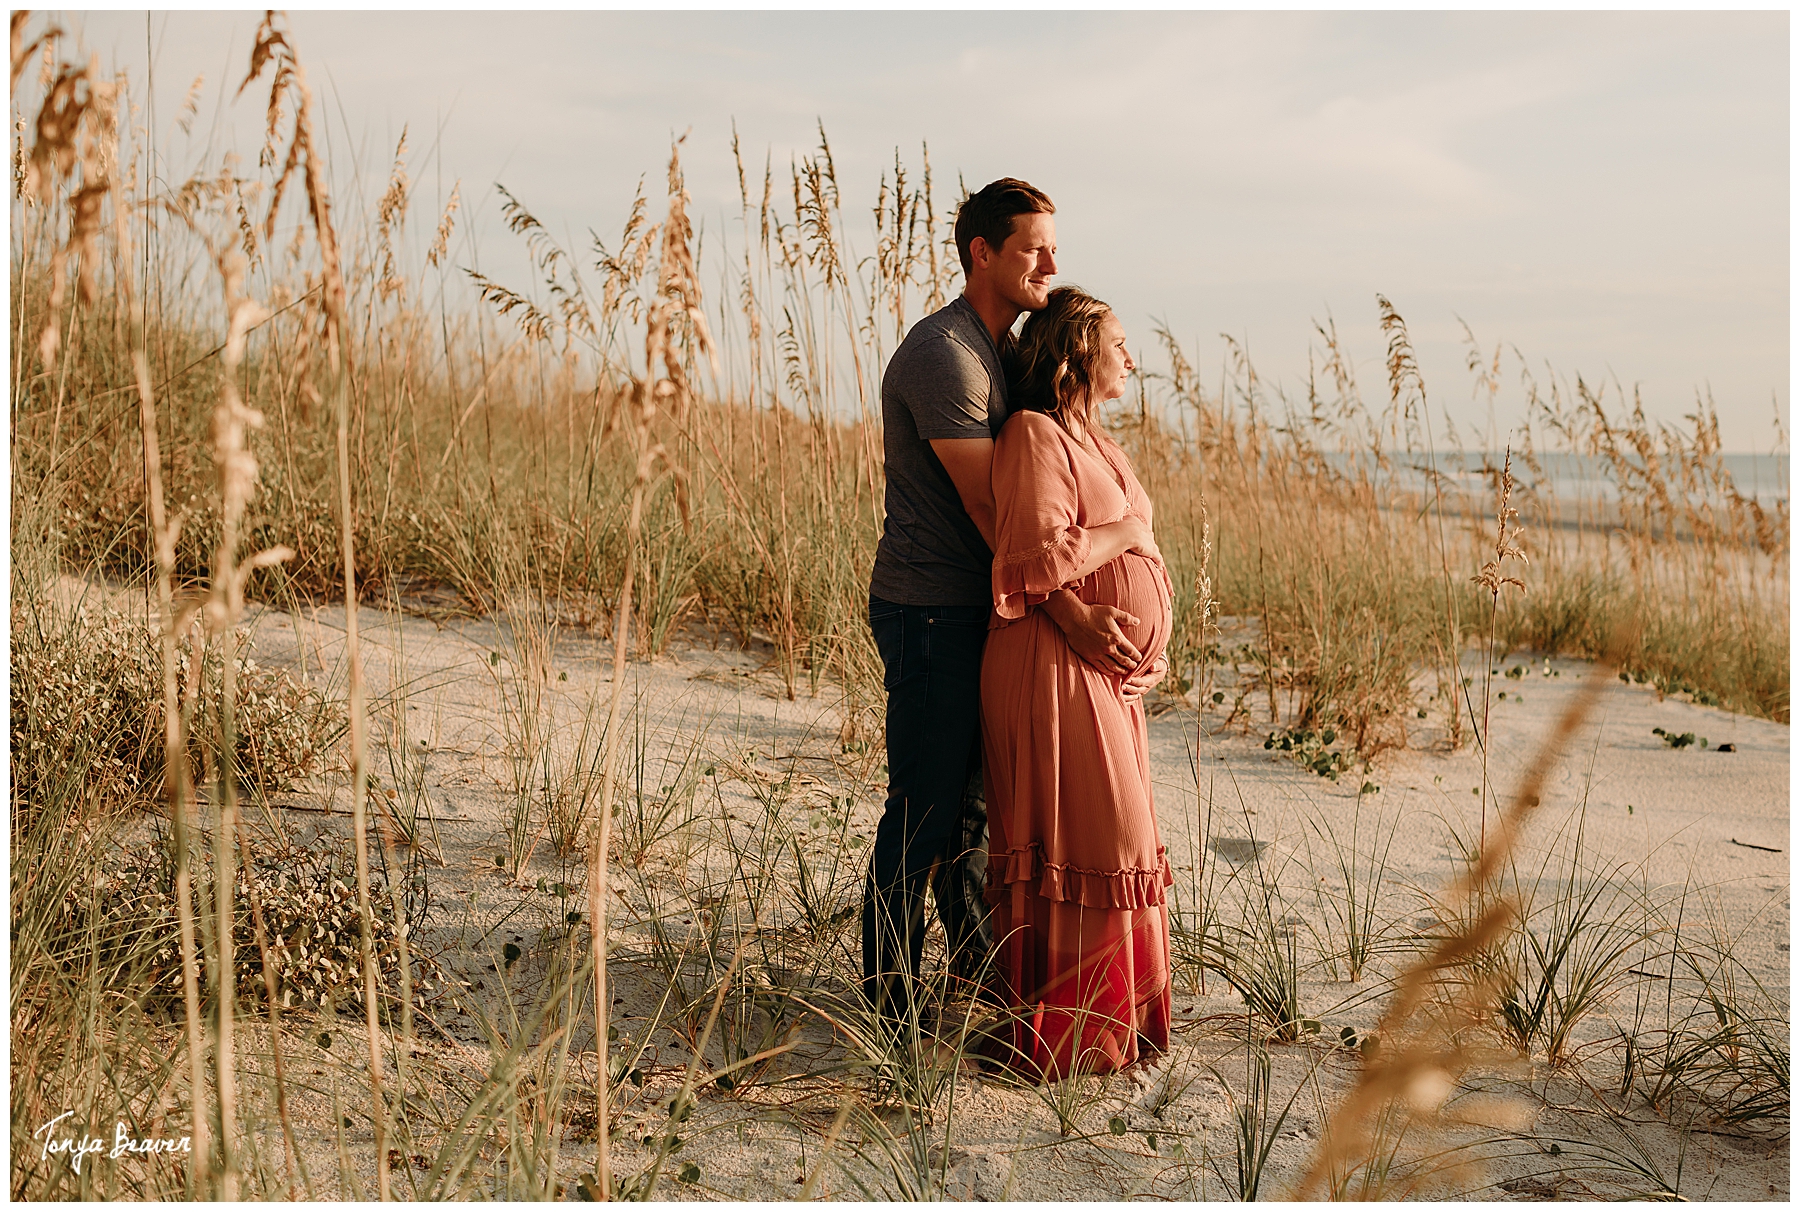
{"left": 869, "top": 295, "right": 1010, "bottom": 606}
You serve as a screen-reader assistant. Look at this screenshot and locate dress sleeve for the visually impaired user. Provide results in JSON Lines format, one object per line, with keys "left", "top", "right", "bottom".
{"left": 991, "top": 416, "right": 1091, "bottom": 619}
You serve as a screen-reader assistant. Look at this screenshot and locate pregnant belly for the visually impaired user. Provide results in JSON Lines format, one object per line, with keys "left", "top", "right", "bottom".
{"left": 1074, "top": 551, "right": 1171, "bottom": 680}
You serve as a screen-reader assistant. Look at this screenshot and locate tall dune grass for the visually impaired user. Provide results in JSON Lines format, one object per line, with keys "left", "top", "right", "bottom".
{"left": 16, "top": 104, "right": 1782, "bottom": 737}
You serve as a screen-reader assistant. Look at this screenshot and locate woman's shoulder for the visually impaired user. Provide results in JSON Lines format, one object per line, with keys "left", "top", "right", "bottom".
{"left": 996, "top": 410, "right": 1076, "bottom": 465}
{"left": 999, "top": 408, "right": 1068, "bottom": 441}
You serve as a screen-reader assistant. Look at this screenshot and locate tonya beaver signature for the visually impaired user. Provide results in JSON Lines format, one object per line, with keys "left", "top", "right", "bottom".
{"left": 33, "top": 1111, "right": 192, "bottom": 1173}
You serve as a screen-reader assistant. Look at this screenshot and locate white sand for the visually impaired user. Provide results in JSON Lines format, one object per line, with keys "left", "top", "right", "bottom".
{"left": 62, "top": 577, "right": 1790, "bottom": 1200}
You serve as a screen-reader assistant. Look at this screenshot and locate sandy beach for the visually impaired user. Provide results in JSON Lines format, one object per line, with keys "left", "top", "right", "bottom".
{"left": 189, "top": 587, "right": 1787, "bottom": 1202}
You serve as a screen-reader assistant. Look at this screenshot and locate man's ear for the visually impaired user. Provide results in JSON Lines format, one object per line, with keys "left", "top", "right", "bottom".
{"left": 968, "top": 235, "right": 992, "bottom": 270}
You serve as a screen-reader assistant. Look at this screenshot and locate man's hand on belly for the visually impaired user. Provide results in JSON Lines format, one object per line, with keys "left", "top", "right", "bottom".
{"left": 1041, "top": 590, "right": 1142, "bottom": 676}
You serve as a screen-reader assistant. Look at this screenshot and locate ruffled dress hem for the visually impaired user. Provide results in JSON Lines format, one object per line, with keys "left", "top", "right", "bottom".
{"left": 986, "top": 843, "right": 1174, "bottom": 909}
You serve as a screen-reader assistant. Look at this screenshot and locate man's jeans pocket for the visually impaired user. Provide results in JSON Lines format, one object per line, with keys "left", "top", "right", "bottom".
{"left": 922, "top": 613, "right": 986, "bottom": 663}
{"left": 869, "top": 598, "right": 905, "bottom": 690}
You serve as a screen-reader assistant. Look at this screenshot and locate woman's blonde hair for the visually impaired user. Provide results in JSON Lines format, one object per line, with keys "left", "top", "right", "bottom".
{"left": 1007, "top": 286, "right": 1113, "bottom": 437}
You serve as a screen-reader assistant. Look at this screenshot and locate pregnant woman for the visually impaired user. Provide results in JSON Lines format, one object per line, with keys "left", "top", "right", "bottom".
{"left": 981, "top": 286, "right": 1174, "bottom": 1078}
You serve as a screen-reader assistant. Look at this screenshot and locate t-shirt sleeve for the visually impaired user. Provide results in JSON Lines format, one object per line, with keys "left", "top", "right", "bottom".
{"left": 897, "top": 336, "right": 995, "bottom": 441}
{"left": 991, "top": 416, "right": 1091, "bottom": 619}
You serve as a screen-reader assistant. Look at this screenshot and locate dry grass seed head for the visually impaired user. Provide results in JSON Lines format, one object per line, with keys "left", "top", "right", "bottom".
{"left": 240, "top": 12, "right": 346, "bottom": 356}
{"left": 426, "top": 179, "right": 460, "bottom": 269}
{"left": 10, "top": 12, "right": 42, "bottom": 90}
{"left": 175, "top": 72, "right": 204, "bottom": 134}
{"left": 26, "top": 49, "right": 118, "bottom": 368}
{"left": 375, "top": 126, "right": 409, "bottom": 300}
{"left": 1473, "top": 450, "right": 1528, "bottom": 597}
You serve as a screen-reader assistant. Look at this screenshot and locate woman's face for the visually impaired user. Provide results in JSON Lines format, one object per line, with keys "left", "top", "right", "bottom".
{"left": 1089, "top": 312, "right": 1135, "bottom": 403}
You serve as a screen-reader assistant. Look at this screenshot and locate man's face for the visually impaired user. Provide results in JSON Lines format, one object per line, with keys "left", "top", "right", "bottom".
{"left": 973, "top": 212, "right": 1057, "bottom": 312}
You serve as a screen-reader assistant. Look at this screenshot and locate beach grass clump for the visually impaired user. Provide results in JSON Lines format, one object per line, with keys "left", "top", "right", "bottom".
{"left": 1481, "top": 820, "right": 1657, "bottom": 1066}
{"left": 1629, "top": 909, "right": 1791, "bottom": 1134}
{"left": 10, "top": 599, "right": 343, "bottom": 816}
{"left": 10, "top": 599, "right": 162, "bottom": 819}
{"left": 52, "top": 835, "right": 442, "bottom": 1015}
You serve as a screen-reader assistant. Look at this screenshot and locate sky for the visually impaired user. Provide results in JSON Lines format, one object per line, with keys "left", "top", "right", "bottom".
{"left": 50, "top": 9, "right": 1791, "bottom": 451}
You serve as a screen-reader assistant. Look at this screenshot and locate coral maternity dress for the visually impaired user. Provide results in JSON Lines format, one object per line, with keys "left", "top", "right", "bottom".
{"left": 981, "top": 409, "right": 1175, "bottom": 1078}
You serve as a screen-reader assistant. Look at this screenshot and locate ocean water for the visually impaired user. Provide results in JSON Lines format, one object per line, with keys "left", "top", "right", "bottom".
{"left": 1321, "top": 451, "right": 1788, "bottom": 506}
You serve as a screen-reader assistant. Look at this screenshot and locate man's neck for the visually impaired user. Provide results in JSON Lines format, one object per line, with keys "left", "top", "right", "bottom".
{"left": 959, "top": 284, "right": 1021, "bottom": 348}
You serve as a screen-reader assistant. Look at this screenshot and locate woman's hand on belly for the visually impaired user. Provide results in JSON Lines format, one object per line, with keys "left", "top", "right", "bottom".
{"left": 1067, "top": 514, "right": 1159, "bottom": 584}
{"left": 1121, "top": 652, "right": 1168, "bottom": 703}
{"left": 1038, "top": 593, "right": 1145, "bottom": 677}
{"left": 1119, "top": 512, "right": 1162, "bottom": 566}
{"left": 1065, "top": 555, "right": 1170, "bottom": 695}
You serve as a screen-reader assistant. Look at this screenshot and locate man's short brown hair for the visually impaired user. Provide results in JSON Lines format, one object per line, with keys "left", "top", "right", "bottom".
{"left": 954, "top": 178, "right": 1055, "bottom": 276}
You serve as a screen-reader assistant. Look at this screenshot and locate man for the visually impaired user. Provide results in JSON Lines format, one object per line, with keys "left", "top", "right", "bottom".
{"left": 864, "top": 177, "right": 1163, "bottom": 1026}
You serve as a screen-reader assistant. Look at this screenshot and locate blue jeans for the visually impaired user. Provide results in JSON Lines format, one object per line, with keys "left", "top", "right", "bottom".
{"left": 863, "top": 596, "right": 993, "bottom": 1022}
